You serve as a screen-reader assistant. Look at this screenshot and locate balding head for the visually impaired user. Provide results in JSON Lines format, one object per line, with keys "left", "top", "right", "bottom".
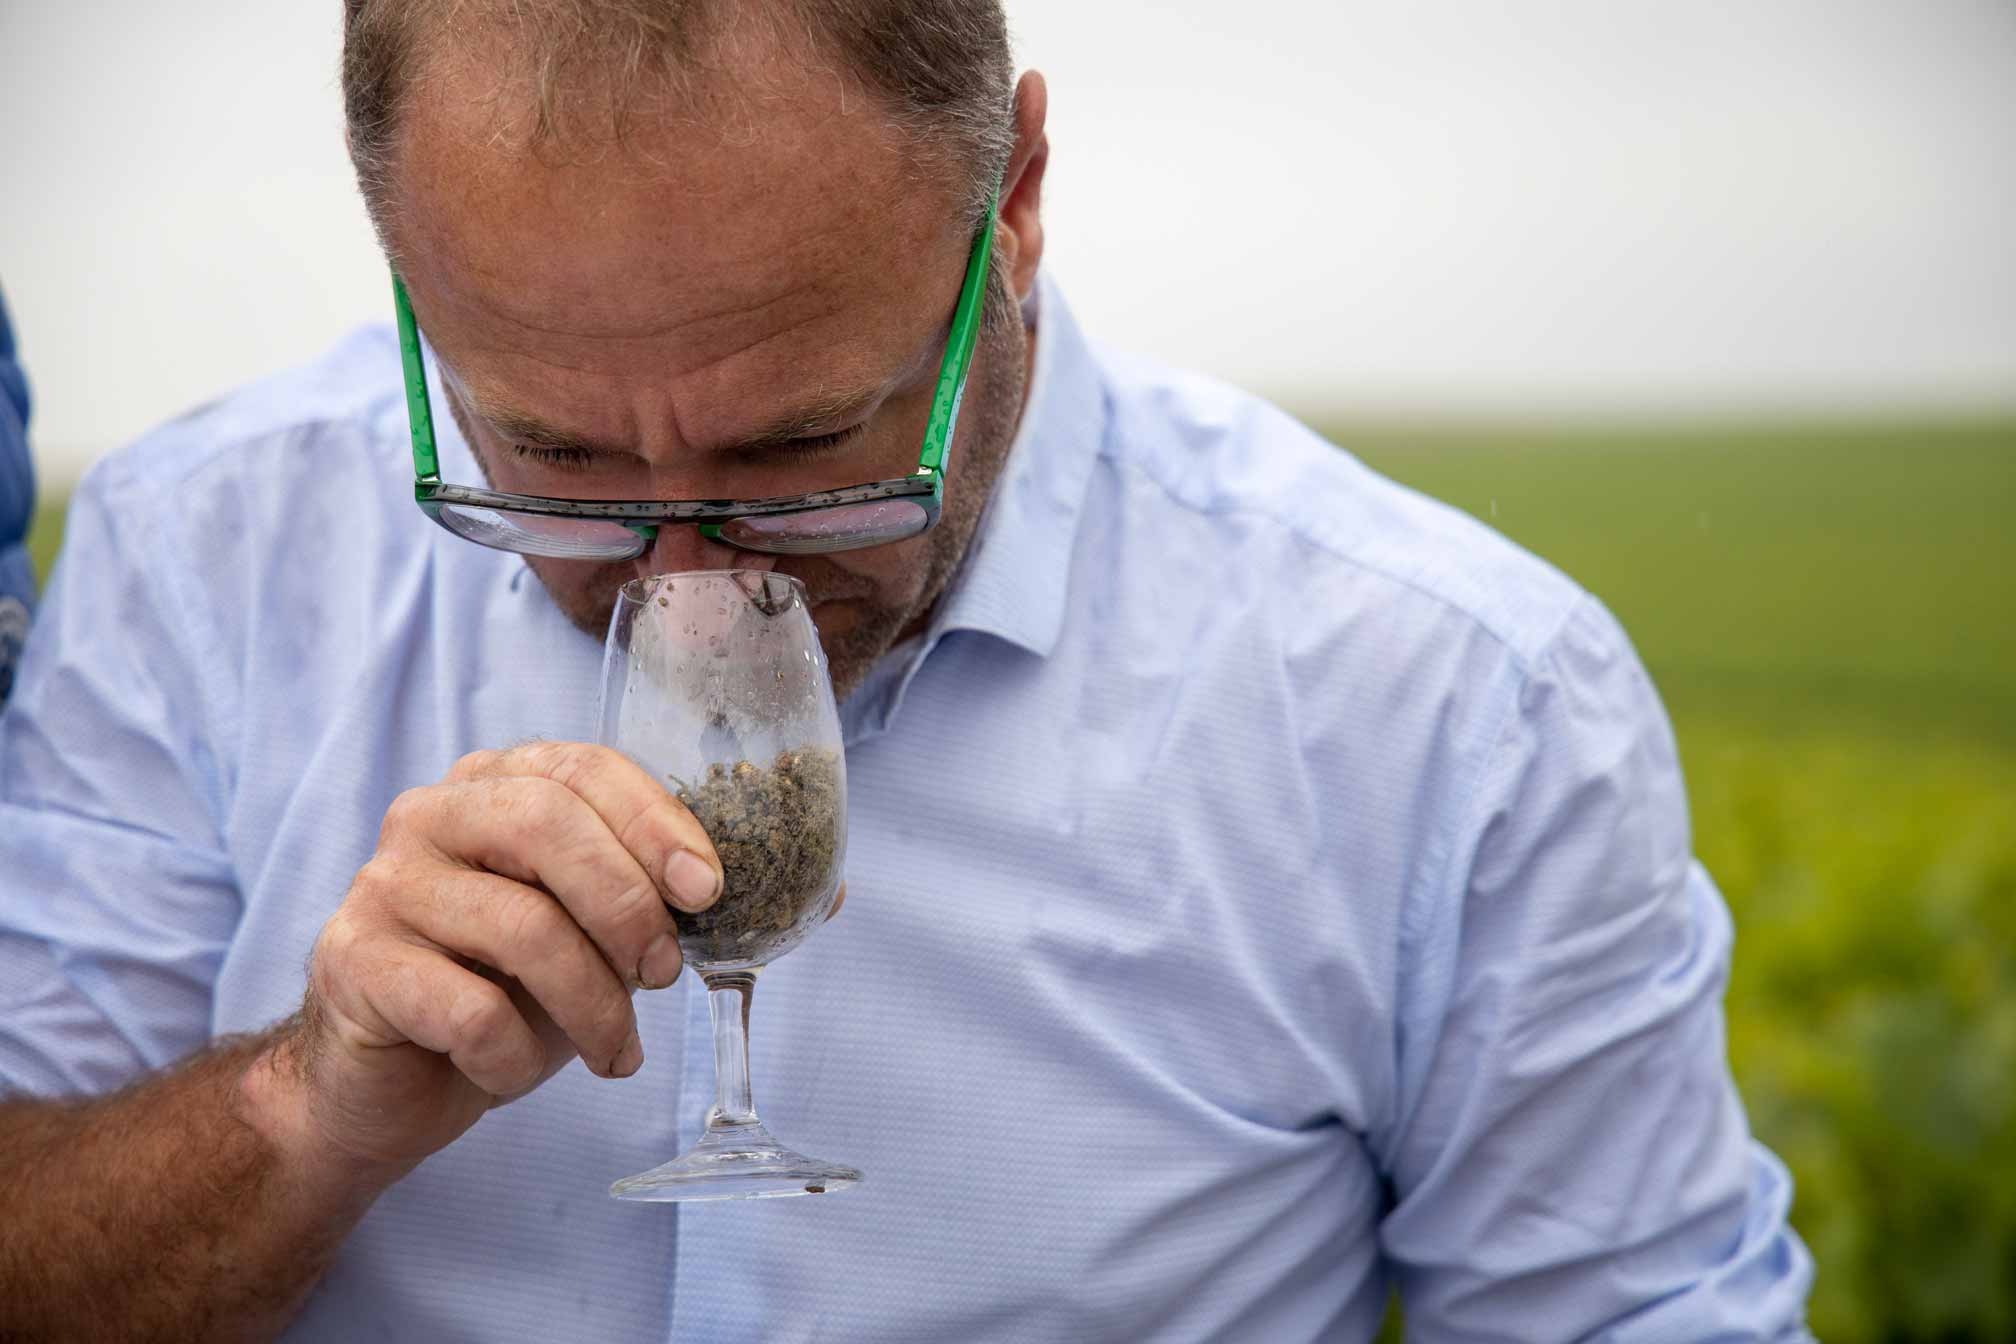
{"left": 342, "top": 0, "right": 1014, "bottom": 256}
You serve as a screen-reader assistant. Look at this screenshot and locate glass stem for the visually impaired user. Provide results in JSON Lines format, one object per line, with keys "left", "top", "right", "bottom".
{"left": 702, "top": 970, "right": 760, "bottom": 1130}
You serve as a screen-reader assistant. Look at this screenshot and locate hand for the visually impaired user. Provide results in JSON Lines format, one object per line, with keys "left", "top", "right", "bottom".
{"left": 271, "top": 742, "right": 726, "bottom": 1174}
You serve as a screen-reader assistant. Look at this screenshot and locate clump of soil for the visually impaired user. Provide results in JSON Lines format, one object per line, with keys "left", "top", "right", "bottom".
{"left": 671, "top": 748, "right": 842, "bottom": 966}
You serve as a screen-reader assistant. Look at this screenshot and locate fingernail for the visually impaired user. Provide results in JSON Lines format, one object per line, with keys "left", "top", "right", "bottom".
{"left": 639, "top": 931, "right": 682, "bottom": 990}
{"left": 611, "top": 1026, "right": 643, "bottom": 1078}
{"left": 664, "top": 849, "right": 722, "bottom": 912}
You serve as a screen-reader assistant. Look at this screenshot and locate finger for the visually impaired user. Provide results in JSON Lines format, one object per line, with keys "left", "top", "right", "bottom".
{"left": 328, "top": 938, "right": 549, "bottom": 1097}
{"left": 446, "top": 742, "right": 724, "bottom": 913}
{"left": 393, "top": 775, "right": 682, "bottom": 991}
{"left": 827, "top": 881, "right": 846, "bottom": 921}
{"left": 483, "top": 975, "right": 586, "bottom": 1102}
{"left": 399, "top": 866, "right": 642, "bottom": 1078}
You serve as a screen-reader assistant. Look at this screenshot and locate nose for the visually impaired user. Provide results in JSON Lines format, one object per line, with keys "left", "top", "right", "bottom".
{"left": 630, "top": 524, "right": 780, "bottom": 580}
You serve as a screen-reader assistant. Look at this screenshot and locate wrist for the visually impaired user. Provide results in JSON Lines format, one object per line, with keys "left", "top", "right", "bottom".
{"left": 234, "top": 1025, "right": 407, "bottom": 1210}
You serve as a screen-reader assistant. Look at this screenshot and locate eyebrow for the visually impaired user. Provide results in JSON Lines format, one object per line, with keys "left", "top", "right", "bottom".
{"left": 470, "top": 384, "right": 889, "bottom": 464}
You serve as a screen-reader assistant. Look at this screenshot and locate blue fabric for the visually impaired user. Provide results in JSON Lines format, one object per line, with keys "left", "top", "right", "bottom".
{"left": 0, "top": 274, "right": 1812, "bottom": 1341}
{"left": 0, "top": 286, "right": 34, "bottom": 702}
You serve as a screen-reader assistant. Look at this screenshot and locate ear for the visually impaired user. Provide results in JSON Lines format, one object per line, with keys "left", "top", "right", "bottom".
{"left": 994, "top": 70, "right": 1049, "bottom": 305}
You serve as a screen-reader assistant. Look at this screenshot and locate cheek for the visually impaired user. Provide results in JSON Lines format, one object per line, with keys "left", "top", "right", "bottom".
{"left": 786, "top": 541, "right": 928, "bottom": 617}
{"left": 524, "top": 555, "right": 631, "bottom": 627}
{"left": 525, "top": 555, "right": 605, "bottom": 595}
{"left": 800, "top": 540, "right": 927, "bottom": 599}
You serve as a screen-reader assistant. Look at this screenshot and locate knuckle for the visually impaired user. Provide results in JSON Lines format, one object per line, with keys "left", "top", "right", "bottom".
{"left": 447, "top": 982, "right": 511, "bottom": 1048}
{"left": 617, "top": 801, "right": 681, "bottom": 865}
{"left": 606, "top": 879, "right": 668, "bottom": 934}
{"left": 565, "top": 877, "right": 668, "bottom": 974}
{"left": 549, "top": 742, "right": 634, "bottom": 804}
{"left": 503, "top": 1040, "right": 547, "bottom": 1094}
{"left": 529, "top": 739, "right": 587, "bottom": 785}
{"left": 447, "top": 748, "right": 500, "bottom": 782}
{"left": 314, "top": 910, "right": 365, "bottom": 967}
{"left": 497, "top": 891, "right": 567, "bottom": 953}
{"left": 509, "top": 776, "right": 580, "bottom": 842}
{"left": 345, "top": 857, "right": 403, "bottom": 912}
{"left": 379, "top": 786, "right": 434, "bottom": 842}
{"left": 308, "top": 924, "right": 361, "bottom": 1004}
{"left": 618, "top": 790, "right": 708, "bottom": 874}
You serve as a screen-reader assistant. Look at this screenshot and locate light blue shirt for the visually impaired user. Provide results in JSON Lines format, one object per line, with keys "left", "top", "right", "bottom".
{"left": 0, "top": 275, "right": 1811, "bottom": 1341}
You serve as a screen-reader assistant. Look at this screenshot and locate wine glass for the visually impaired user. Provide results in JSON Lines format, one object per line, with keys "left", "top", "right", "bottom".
{"left": 598, "top": 570, "right": 860, "bottom": 1201}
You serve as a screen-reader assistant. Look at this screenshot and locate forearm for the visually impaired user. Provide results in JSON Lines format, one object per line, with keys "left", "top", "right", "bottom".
{"left": 0, "top": 1020, "right": 395, "bottom": 1343}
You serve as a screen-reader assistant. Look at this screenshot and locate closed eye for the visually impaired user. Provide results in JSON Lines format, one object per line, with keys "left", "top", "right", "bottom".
{"left": 735, "top": 423, "right": 868, "bottom": 463}
{"left": 511, "top": 443, "right": 598, "bottom": 469}
{"left": 513, "top": 423, "right": 868, "bottom": 469}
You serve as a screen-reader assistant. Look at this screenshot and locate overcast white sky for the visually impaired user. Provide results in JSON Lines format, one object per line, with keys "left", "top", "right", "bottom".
{"left": 2, "top": 1, "right": 2013, "bottom": 484}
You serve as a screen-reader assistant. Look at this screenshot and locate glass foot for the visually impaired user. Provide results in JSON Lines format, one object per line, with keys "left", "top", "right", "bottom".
{"left": 610, "top": 1120, "right": 862, "bottom": 1203}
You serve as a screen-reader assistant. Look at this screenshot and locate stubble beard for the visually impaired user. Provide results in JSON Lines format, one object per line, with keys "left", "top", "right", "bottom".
{"left": 815, "top": 306, "right": 1030, "bottom": 699}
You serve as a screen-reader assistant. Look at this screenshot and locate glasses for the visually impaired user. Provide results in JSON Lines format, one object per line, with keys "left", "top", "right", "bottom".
{"left": 391, "top": 197, "right": 999, "bottom": 560}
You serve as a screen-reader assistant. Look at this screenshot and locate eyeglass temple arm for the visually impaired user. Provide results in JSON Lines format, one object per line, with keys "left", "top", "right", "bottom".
{"left": 392, "top": 272, "right": 443, "bottom": 484}
{"left": 918, "top": 192, "right": 1001, "bottom": 477}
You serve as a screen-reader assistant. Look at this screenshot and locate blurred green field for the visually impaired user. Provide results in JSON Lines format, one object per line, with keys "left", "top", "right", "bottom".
{"left": 24, "top": 420, "right": 2016, "bottom": 1339}
{"left": 1346, "top": 418, "right": 2016, "bottom": 747}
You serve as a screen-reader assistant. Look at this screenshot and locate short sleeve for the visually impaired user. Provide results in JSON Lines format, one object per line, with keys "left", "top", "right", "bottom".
{"left": 0, "top": 463, "right": 242, "bottom": 1099}
{"left": 1379, "top": 598, "right": 1814, "bottom": 1340}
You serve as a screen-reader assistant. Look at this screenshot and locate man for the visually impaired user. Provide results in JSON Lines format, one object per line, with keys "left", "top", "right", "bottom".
{"left": 0, "top": 1, "right": 1813, "bottom": 1339}
{"left": 0, "top": 286, "right": 32, "bottom": 703}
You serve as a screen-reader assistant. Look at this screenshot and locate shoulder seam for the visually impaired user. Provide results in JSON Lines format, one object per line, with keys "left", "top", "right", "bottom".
{"left": 97, "top": 402, "right": 401, "bottom": 495}
{"left": 1094, "top": 423, "right": 1580, "bottom": 678}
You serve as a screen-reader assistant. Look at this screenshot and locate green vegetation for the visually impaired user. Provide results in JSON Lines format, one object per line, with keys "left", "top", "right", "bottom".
{"left": 1343, "top": 419, "right": 2016, "bottom": 1342}
{"left": 26, "top": 499, "right": 65, "bottom": 591}
{"left": 25, "top": 420, "right": 2016, "bottom": 1338}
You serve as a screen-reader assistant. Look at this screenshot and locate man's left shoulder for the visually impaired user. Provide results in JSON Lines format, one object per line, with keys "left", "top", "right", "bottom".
{"left": 1089, "top": 347, "right": 1591, "bottom": 673}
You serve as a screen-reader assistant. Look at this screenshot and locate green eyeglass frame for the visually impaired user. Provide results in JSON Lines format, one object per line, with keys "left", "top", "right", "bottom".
{"left": 392, "top": 194, "right": 1000, "bottom": 557}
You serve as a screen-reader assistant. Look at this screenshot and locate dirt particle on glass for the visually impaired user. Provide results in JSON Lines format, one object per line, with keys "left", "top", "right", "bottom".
{"left": 670, "top": 748, "right": 841, "bottom": 964}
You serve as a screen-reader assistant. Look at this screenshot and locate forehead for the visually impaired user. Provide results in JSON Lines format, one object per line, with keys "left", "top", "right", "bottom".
{"left": 388, "top": 15, "right": 967, "bottom": 386}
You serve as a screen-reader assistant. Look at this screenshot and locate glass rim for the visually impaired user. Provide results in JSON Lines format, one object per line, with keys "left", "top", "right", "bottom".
{"left": 614, "top": 569, "right": 809, "bottom": 608}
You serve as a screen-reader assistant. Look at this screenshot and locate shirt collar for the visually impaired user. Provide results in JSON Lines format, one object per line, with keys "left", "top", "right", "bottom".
{"left": 838, "top": 270, "right": 1105, "bottom": 744}
{"left": 919, "top": 269, "right": 1104, "bottom": 659}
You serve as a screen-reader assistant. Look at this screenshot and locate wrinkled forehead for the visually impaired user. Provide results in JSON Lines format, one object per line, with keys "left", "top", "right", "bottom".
{"left": 384, "top": 9, "right": 967, "bottom": 366}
